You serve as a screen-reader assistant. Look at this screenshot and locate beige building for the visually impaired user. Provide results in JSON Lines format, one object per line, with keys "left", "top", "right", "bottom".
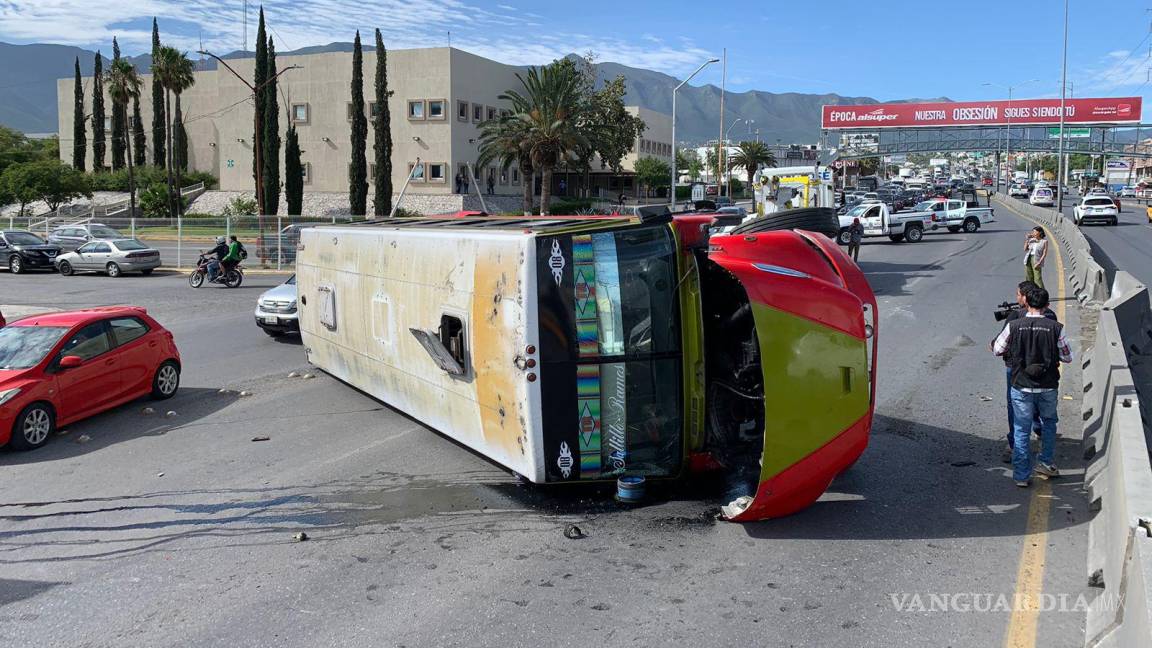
{"left": 57, "top": 47, "right": 672, "bottom": 208}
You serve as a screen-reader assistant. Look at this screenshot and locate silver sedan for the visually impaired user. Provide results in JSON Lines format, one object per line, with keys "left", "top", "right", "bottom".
{"left": 54, "top": 239, "right": 162, "bottom": 277}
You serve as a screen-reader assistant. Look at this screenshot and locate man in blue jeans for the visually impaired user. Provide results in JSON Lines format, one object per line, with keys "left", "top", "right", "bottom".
{"left": 992, "top": 287, "right": 1072, "bottom": 487}
{"left": 993, "top": 281, "right": 1056, "bottom": 462}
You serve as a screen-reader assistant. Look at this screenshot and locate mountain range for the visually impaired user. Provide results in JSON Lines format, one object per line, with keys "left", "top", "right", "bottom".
{"left": 1, "top": 40, "right": 933, "bottom": 143}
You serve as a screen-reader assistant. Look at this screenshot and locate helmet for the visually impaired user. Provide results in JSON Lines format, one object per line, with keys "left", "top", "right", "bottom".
{"left": 216, "top": 236, "right": 226, "bottom": 244}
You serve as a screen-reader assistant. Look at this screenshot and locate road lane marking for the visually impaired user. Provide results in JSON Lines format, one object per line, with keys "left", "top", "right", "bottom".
{"left": 998, "top": 200, "right": 1066, "bottom": 648}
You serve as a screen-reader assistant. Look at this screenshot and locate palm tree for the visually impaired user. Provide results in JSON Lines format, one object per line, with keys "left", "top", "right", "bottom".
{"left": 729, "top": 140, "right": 776, "bottom": 197}
{"left": 151, "top": 46, "right": 195, "bottom": 217}
{"left": 106, "top": 59, "right": 143, "bottom": 219}
{"left": 500, "top": 63, "right": 585, "bottom": 215}
{"left": 476, "top": 112, "right": 534, "bottom": 215}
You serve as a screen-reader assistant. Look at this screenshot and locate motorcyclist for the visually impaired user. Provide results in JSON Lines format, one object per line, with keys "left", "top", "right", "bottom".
{"left": 203, "top": 236, "right": 229, "bottom": 283}
{"left": 220, "top": 235, "right": 243, "bottom": 275}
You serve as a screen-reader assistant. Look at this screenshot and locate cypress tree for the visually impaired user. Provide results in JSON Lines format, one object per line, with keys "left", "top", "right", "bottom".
{"left": 252, "top": 7, "right": 268, "bottom": 196}
{"left": 373, "top": 29, "right": 392, "bottom": 216}
{"left": 150, "top": 18, "right": 165, "bottom": 167}
{"left": 132, "top": 95, "right": 146, "bottom": 166}
{"left": 110, "top": 38, "right": 126, "bottom": 170}
{"left": 349, "top": 31, "right": 368, "bottom": 216}
{"left": 262, "top": 36, "right": 280, "bottom": 215}
{"left": 72, "top": 57, "right": 86, "bottom": 171}
{"left": 92, "top": 51, "right": 106, "bottom": 171}
{"left": 284, "top": 125, "right": 303, "bottom": 215}
{"left": 173, "top": 95, "right": 187, "bottom": 172}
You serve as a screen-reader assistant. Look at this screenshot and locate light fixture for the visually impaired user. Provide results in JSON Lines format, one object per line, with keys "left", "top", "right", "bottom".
{"left": 321, "top": 136, "right": 330, "bottom": 142}
{"left": 208, "top": 142, "right": 216, "bottom": 147}
{"left": 413, "top": 136, "right": 421, "bottom": 142}
{"left": 236, "top": 138, "right": 245, "bottom": 143}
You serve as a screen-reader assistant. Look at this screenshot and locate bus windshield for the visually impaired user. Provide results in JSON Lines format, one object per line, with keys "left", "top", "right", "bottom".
{"left": 537, "top": 225, "right": 682, "bottom": 482}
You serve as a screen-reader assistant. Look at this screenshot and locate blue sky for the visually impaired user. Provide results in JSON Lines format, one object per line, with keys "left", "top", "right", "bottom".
{"left": 1, "top": 0, "right": 1148, "bottom": 110}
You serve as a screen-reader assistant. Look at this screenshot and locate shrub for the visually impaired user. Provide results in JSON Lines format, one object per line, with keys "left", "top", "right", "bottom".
{"left": 221, "top": 195, "right": 258, "bottom": 217}
{"left": 550, "top": 198, "right": 594, "bottom": 214}
{"left": 138, "top": 183, "right": 186, "bottom": 218}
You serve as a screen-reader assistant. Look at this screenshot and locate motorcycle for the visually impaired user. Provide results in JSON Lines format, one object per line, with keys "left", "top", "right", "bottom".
{"left": 188, "top": 254, "right": 244, "bottom": 288}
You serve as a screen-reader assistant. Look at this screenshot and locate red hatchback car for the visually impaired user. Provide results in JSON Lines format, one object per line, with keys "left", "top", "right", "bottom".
{"left": 0, "top": 307, "right": 181, "bottom": 450}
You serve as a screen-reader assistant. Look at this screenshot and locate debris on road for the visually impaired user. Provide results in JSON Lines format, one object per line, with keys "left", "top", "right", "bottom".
{"left": 288, "top": 371, "right": 300, "bottom": 378}
{"left": 56, "top": 428, "right": 70, "bottom": 436}
{"left": 979, "top": 396, "right": 993, "bottom": 402}
{"left": 165, "top": 411, "right": 177, "bottom": 418}
{"left": 239, "top": 391, "right": 252, "bottom": 397}
{"left": 302, "top": 373, "right": 315, "bottom": 380}
{"left": 157, "top": 472, "right": 165, "bottom": 477}
{"left": 293, "top": 532, "right": 309, "bottom": 542}
{"left": 251, "top": 436, "right": 271, "bottom": 442}
{"left": 142, "top": 407, "right": 155, "bottom": 415}
{"left": 75, "top": 434, "right": 91, "bottom": 444}
{"left": 950, "top": 460, "right": 976, "bottom": 467}
{"left": 1063, "top": 395, "right": 1073, "bottom": 400}
{"left": 563, "top": 525, "right": 585, "bottom": 539}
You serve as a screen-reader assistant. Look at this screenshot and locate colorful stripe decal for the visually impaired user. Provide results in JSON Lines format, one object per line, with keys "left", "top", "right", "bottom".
{"left": 572, "top": 234, "right": 599, "bottom": 358}
{"left": 576, "top": 364, "right": 602, "bottom": 476}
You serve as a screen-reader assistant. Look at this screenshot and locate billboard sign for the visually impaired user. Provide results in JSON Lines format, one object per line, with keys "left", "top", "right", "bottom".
{"left": 822, "top": 97, "right": 1142, "bottom": 129}
{"left": 1047, "top": 127, "right": 1091, "bottom": 139}
{"left": 1106, "top": 160, "right": 1129, "bottom": 170}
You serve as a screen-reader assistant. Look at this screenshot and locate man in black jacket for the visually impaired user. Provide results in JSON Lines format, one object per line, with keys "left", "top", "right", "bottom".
{"left": 994, "top": 281, "right": 1057, "bottom": 462}
{"left": 992, "top": 287, "right": 1072, "bottom": 487}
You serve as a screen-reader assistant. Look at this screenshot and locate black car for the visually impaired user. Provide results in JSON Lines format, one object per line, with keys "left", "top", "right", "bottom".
{"left": 0, "top": 230, "right": 63, "bottom": 274}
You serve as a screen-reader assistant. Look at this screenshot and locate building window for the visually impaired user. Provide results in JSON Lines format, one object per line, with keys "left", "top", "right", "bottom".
{"left": 428, "top": 162, "right": 446, "bottom": 182}
{"left": 486, "top": 106, "right": 497, "bottom": 122}
{"left": 511, "top": 168, "right": 520, "bottom": 185}
{"left": 292, "top": 103, "right": 310, "bottom": 123}
{"left": 472, "top": 103, "right": 483, "bottom": 123}
{"left": 408, "top": 100, "right": 425, "bottom": 120}
{"left": 347, "top": 102, "right": 361, "bottom": 121}
{"left": 369, "top": 163, "right": 376, "bottom": 183}
{"left": 408, "top": 161, "right": 426, "bottom": 182}
{"left": 301, "top": 162, "right": 311, "bottom": 184}
{"left": 500, "top": 169, "right": 509, "bottom": 185}
{"left": 369, "top": 101, "right": 381, "bottom": 118}
{"left": 458, "top": 100, "right": 469, "bottom": 121}
{"left": 428, "top": 99, "right": 446, "bottom": 120}
{"left": 104, "top": 117, "right": 112, "bottom": 131}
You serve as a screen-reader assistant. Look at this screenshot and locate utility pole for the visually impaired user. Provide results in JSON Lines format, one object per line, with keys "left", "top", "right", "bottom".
{"left": 717, "top": 48, "right": 726, "bottom": 197}
{"left": 198, "top": 50, "right": 299, "bottom": 221}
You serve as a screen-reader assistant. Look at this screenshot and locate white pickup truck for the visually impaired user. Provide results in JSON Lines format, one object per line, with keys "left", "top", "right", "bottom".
{"left": 837, "top": 201, "right": 933, "bottom": 243}
{"left": 914, "top": 198, "right": 996, "bottom": 233}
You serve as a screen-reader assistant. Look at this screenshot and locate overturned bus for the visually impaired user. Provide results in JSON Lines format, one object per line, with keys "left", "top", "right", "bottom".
{"left": 295, "top": 210, "right": 877, "bottom": 521}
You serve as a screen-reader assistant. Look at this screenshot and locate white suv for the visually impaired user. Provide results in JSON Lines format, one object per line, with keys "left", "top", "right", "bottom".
{"left": 1029, "top": 187, "right": 1055, "bottom": 207}
{"left": 1073, "top": 196, "right": 1119, "bottom": 226}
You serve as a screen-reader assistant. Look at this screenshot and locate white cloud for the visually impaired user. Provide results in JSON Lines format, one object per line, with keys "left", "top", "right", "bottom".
{"left": 1082, "top": 50, "right": 1150, "bottom": 91}
{"left": 0, "top": 0, "right": 719, "bottom": 76}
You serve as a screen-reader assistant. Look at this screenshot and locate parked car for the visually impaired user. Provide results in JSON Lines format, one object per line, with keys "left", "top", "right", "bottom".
{"left": 0, "top": 306, "right": 181, "bottom": 450}
{"left": 1073, "top": 196, "right": 1119, "bottom": 226}
{"left": 54, "top": 239, "right": 161, "bottom": 277}
{"left": 1120, "top": 186, "right": 1137, "bottom": 198}
{"left": 255, "top": 275, "right": 299, "bottom": 337}
{"left": 47, "top": 223, "right": 125, "bottom": 251}
{"left": 0, "top": 230, "right": 63, "bottom": 274}
{"left": 714, "top": 196, "right": 734, "bottom": 208}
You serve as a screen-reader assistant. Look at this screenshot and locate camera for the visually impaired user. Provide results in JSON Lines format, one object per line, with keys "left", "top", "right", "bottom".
{"left": 993, "top": 301, "right": 1020, "bottom": 322}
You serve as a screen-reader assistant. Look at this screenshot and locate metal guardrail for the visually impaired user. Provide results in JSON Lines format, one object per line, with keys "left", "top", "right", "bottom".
{"left": 991, "top": 193, "right": 1152, "bottom": 646}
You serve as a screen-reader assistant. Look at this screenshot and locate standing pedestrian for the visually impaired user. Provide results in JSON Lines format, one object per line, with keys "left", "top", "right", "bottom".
{"left": 463, "top": 172, "right": 470, "bottom": 194}
{"left": 992, "top": 287, "right": 1072, "bottom": 487}
{"left": 847, "top": 217, "right": 864, "bottom": 262}
{"left": 487, "top": 173, "right": 495, "bottom": 196}
{"left": 454, "top": 172, "right": 463, "bottom": 194}
{"left": 992, "top": 281, "right": 1055, "bottom": 463}
{"left": 1023, "top": 226, "right": 1048, "bottom": 290}
{"left": 558, "top": 178, "right": 567, "bottom": 196}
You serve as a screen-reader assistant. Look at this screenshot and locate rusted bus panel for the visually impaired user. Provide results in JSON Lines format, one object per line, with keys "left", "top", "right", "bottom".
{"left": 297, "top": 226, "right": 543, "bottom": 481}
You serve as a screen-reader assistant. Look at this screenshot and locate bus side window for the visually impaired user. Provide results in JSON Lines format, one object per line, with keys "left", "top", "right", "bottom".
{"left": 440, "top": 315, "right": 466, "bottom": 367}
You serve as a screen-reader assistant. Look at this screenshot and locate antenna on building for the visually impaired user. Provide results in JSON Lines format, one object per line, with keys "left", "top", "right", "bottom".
{"left": 448, "top": 31, "right": 451, "bottom": 48}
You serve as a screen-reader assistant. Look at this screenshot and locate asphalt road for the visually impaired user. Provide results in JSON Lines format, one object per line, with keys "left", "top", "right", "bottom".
{"left": 0, "top": 213, "right": 1093, "bottom": 648}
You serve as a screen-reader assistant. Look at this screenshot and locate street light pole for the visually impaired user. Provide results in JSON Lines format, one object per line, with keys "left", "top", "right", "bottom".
{"left": 724, "top": 117, "right": 743, "bottom": 198}
{"left": 1056, "top": 0, "right": 1070, "bottom": 212}
{"left": 670, "top": 57, "right": 719, "bottom": 210}
{"left": 984, "top": 79, "right": 1038, "bottom": 189}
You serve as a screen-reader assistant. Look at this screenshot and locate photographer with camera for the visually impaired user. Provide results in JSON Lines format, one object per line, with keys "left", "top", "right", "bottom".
{"left": 991, "top": 286, "right": 1071, "bottom": 487}
{"left": 992, "top": 281, "right": 1057, "bottom": 462}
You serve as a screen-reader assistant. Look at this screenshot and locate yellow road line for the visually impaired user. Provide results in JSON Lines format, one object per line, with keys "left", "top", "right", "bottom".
{"left": 1000, "top": 200, "right": 1066, "bottom": 648}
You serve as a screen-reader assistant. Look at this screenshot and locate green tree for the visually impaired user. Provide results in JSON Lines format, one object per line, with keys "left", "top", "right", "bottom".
{"left": 252, "top": 7, "right": 267, "bottom": 194}
{"left": 262, "top": 36, "right": 280, "bottom": 215}
{"left": 729, "top": 140, "right": 776, "bottom": 193}
{"left": 132, "top": 95, "right": 146, "bottom": 166}
{"left": 150, "top": 18, "right": 165, "bottom": 167}
{"left": 284, "top": 124, "right": 303, "bottom": 215}
{"left": 348, "top": 31, "right": 368, "bottom": 216}
{"left": 138, "top": 182, "right": 182, "bottom": 218}
{"left": 1, "top": 160, "right": 92, "bottom": 214}
{"left": 110, "top": 38, "right": 126, "bottom": 171}
{"left": 476, "top": 109, "right": 534, "bottom": 214}
{"left": 173, "top": 96, "right": 187, "bottom": 171}
{"left": 152, "top": 45, "right": 195, "bottom": 217}
{"left": 500, "top": 62, "right": 586, "bottom": 214}
{"left": 588, "top": 76, "right": 645, "bottom": 193}
{"left": 106, "top": 58, "right": 144, "bottom": 218}
{"left": 372, "top": 29, "right": 393, "bottom": 216}
{"left": 633, "top": 156, "right": 670, "bottom": 198}
{"left": 72, "top": 57, "right": 86, "bottom": 171}
{"left": 1, "top": 126, "right": 61, "bottom": 175}
{"left": 678, "top": 148, "right": 703, "bottom": 182}
{"left": 92, "top": 51, "right": 106, "bottom": 171}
